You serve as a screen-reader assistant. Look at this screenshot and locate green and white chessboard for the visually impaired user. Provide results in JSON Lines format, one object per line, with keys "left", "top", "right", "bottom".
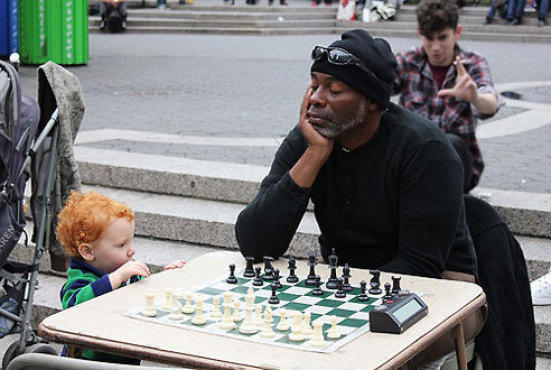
{"left": 125, "top": 272, "right": 385, "bottom": 353}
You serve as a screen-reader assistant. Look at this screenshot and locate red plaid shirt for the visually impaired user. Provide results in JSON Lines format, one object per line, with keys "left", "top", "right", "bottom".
{"left": 393, "top": 45, "right": 499, "bottom": 189}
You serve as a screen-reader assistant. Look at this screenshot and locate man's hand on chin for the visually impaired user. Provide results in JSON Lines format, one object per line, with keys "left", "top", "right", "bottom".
{"left": 299, "top": 86, "right": 334, "bottom": 160}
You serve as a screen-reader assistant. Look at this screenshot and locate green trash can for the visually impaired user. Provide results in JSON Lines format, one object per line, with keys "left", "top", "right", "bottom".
{"left": 19, "top": 0, "right": 89, "bottom": 65}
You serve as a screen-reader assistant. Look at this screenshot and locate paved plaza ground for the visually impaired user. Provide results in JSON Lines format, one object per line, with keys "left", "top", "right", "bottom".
{"left": 17, "top": 33, "right": 551, "bottom": 193}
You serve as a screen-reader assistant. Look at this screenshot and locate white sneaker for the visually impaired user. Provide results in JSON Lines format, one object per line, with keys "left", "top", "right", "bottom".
{"left": 531, "top": 271, "right": 551, "bottom": 306}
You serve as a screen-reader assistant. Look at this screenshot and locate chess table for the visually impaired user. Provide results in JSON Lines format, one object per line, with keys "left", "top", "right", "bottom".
{"left": 39, "top": 251, "right": 486, "bottom": 369}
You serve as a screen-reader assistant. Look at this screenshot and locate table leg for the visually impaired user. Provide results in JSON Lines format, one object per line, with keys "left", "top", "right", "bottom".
{"left": 451, "top": 323, "right": 467, "bottom": 370}
{"left": 66, "top": 345, "right": 82, "bottom": 359}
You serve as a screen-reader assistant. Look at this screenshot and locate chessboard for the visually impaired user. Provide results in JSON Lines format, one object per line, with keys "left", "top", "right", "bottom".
{"left": 125, "top": 266, "right": 385, "bottom": 353}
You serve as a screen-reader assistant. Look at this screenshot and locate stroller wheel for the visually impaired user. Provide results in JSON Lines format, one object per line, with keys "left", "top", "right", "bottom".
{"left": 2, "top": 342, "right": 57, "bottom": 369}
{"left": 25, "top": 343, "right": 58, "bottom": 355}
{"left": 2, "top": 342, "right": 23, "bottom": 370}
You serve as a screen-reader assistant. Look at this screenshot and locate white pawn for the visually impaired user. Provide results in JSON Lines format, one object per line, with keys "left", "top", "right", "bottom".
{"left": 141, "top": 294, "right": 157, "bottom": 317}
{"left": 253, "top": 305, "right": 263, "bottom": 327}
{"left": 239, "top": 306, "right": 258, "bottom": 334}
{"left": 168, "top": 304, "right": 184, "bottom": 321}
{"left": 309, "top": 320, "right": 327, "bottom": 348}
{"left": 260, "top": 313, "right": 275, "bottom": 338}
{"left": 218, "top": 302, "right": 236, "bottom": 330}
{"left": 302, "top": 311, "right": 313, "bottom": 335}
{"left": 191, "top": 295, "right": 206, "bottom": 325}
{"left": 162, "top": 289, "right": 173, "bottom": 311}
{"left": 232, "top": 300, "right": 243, "bottom": 323}
{"left": 211, "top": 296, "right": 222, "bottom": 319}
{"left": 246, "top": 287, "right": 255, "bottom": 307}
{"left": 289, "top": 312, "right": 305, "bottom": 342}
{"left": 276, "top": 308, "right": 290, "bottom": 331}
{"left": 327, "top": 315, "right": 341, "bottom": 339}
{"left": 182, "top": 293, "right": 195, "bottom": 314}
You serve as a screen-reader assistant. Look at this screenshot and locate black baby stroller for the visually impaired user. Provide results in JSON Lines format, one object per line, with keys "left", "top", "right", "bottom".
{"left": 0, "top": 58, "right": 60, "bottom": 367}
{"left": 100, "top": 0, "right": 128, "bottom": 33}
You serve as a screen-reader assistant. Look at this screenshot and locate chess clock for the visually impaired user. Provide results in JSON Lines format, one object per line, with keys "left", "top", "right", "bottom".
{"left": 369, "top": 292, "right": 428, "bottom": 334}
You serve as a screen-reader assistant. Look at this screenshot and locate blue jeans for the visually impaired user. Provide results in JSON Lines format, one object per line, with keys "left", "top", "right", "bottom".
{"left": 507, "top": 0, "right": 526, "bottom": 20}
{"left": 538, "top": 0, "right": 549, "bottom": 20}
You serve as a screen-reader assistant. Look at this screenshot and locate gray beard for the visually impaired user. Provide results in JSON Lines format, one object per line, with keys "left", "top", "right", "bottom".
{"left": 313, "top": 98, "right": 368, "bottom": 139}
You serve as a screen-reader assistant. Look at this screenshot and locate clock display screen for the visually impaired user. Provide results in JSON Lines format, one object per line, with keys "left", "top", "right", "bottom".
{"left": 393, "top": 299, "right": 423, "bottom": 323}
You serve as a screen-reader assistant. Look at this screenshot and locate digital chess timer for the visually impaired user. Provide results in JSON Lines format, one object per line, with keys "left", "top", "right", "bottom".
{"left": 369, "top": 292, "right": 428, "bottom": 334}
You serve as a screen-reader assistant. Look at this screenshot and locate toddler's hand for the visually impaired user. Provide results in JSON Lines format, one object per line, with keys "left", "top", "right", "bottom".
{"left": 164, "top": 260, "right": 186, "bottom": 270}
{"left": 109, "top": 260, "right": 150, "bottom": 288}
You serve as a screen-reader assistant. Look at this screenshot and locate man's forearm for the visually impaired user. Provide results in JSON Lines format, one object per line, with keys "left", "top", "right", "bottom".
{"left": 290, "top": 147, "right": 330, "bottom": 188}
{"left": 473, "top": 92, "right": 498, "bottom": 115}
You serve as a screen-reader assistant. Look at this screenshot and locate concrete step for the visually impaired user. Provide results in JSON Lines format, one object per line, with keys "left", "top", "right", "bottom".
{"left": 90, "top": 17, "right": 337, "bottom": 28}
{"left": 125, "top": 8, "right": 336, "bottom": 18}
{"left": 90, "top": 26, "right": 339, "bottom": 34}
{"left": 397, "top": 13, "right": 543, "bottom": 25}
{"left": 517, "top": 236, "right": 551, "bottom": 281}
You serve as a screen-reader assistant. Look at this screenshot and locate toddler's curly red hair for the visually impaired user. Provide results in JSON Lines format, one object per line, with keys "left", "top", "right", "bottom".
{"left": 56, "top": 191, "right": 135, "bottom": 258}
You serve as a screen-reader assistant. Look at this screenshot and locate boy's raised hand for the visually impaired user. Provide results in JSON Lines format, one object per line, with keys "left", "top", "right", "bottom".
{"left": 109, "top": 260, "right": 150, "bottom": 289}
{"left": 164, "top": 260, "right": 187, "bottom": 270}
{"left": 437, "top": 56, "right": 478, "bottom": 103}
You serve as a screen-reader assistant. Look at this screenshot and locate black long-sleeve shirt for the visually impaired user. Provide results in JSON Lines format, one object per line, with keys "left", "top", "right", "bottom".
{"left": 235, "top": 103, "right": 476, "bottom": 278}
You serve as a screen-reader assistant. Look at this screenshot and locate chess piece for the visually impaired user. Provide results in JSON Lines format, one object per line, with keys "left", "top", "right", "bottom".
{"left": 211, "top": 296, "right": 222, "bottom": 319}
{"left": 286, "top": 255, "right": 299, "bottom": 283}
{"left": 272, "top": 268, "right": 282, "bottom": 289}
{"left": 309, "top": 320, "right": 327, "bottom": 348}
{"left": 289, "top": 312, "right": 305, "bottom": 341}
{"left": 265, "top": 305, "right": 274, "bottom": 323}
{"left": 326, "top": 251, "right": 339, "bottom": 289}
{"left": 302, "top": 312, "right": 313, "bottom": 335}
{"left": 276, "top": 308, "right": 290, "bottom": 331}
{"left": 168, "top": 304, "right": 184, "bottom": 321}
{"left": 182, "top": 293, "right": 195, "bottom": 314}
{"left": 391, "top": 276, "right": 401, "bottom": 294}
{"left": 342, "top": 263, "right": 352, "bottom": 292}
{"left": 260, "top": 313, "right": 275, "bottom": 338}
{"left": 218, "top": 302, "right": 236, "bottom": 330}
{"left": 246, "top": 287, "right": 255, "bottom": 307}
{"left": 141, "top": 294, "right": 157, "bottom": 317}
{"left": 358, "top": 281, "right": 369, "bottom": 302}
{"left": 327, "top": 315, "right": 341, "bottom": 339}
{"left": 263, "top": 256, "right": 275, "bottom": 281}
{"left": 369, "top": 269, "right": 382, "bottom": 295}
{"left": 162, "top": 289, "right": 173, "bottom": 311}
{"left": 232, "top": 300, "right": 244, "bottom": 323}
{"left": 384, "top": 282, "right": 392, "bottom": 299}
{"left": 306, "top": 252, "right": 318, "bottom": 286}
{"left": 226, "top": 263, "right": 238, "bottom": 284}
{"left": 239, "top": 306, "right": 258, "bottom": 334}
{"left": 312, "top": 276, "right": 324, "bottom": 296}
{"left": 191, "top": 296, "right": 206, "bottom": 325}
{"left": 243, "top": 256, "right": 255, "bottom": 278}
{"left": 335, "top": 277, "right": 346, "bottom": 298}
{"left": 252, "top": 266, "right": 263, "bottom": 286}
{"left": 268, "top": 283, "right": 280, "bottom": 304}
{"left": 253, "top": 305, "right": 264, "bottom": 327}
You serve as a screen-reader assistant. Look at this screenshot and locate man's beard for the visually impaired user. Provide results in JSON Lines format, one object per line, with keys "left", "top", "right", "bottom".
{"left": 313, "top": 98, "right": 368, "bottom": 139}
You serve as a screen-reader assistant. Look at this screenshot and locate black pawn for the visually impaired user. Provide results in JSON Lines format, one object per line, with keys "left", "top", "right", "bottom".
{"left": 306, "top": 252, "right": 318, "bottom": 286}
{"left": 263, "top": 256, "right": 275, "bottom": 281}
{"left": 252, "top": 266, "right": 263, "bottom": 286}
{"left": 286, "top": 256, "right": 299, "bottom": 283}
{"left": 326, "top": 265, "right": 338, "bottom": 290}
{"left": 335, "top": 277, "right": 346, "bottom": 298}
{"left": 391, "top": 276, "right": 401, "bottom": 294}
{"left": 268, "top": 283, "right": 280, "bottom": 304}
{"left": 358, "top": 280, "right": 369, "bottom": 302}
{"left": 368, "top": 269, "right": 382, "bottom": 295}
{"left": 342, "top": 263, "right": 352, "bottom": 292}
{"left": 226, "top": 263, "right": 238, "bottom": 284}
{"left": 384, "top": 282, "right": 392, "bottom": 298}
{"left": 273, "top": 268, "right": 282, "bottom": 289}
{"left": 312, "top": 276, "right": 324, "bottom": 296}
{"left": 243, "top": 256, "right": 255, "bottom": 278}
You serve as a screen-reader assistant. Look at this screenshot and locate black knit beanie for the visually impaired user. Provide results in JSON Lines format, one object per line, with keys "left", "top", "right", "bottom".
{"left": 311, "top": 29, "right": 398, "bottom": 107}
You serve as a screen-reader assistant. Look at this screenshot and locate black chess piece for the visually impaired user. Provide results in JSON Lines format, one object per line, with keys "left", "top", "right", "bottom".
{"left": 342, "top": 263, "right": 352, "bottom": 292}
{"left": 358, "top": 280, "right": 369, "bottom": 302}
{"left": 273, "top": 268, "right": 282, "bottom": 289}
{"left": 286, "top": 255, "right": 299, "bottom": 283}
{"left": 252, "top": 266, "right": 263, "bottom": 286}
{"left": 391, "top": 276, "right": 401, "bottom": 294}
{"left": 312, "top": 276, "right": 324, "bottom": 296}
{"left": 243, "top": 256, "right": 255, "bottom": 278}
{"left": 368, "top": 269, "right": 382, "bottom": 295}
{"left": 335, "top": 277, "right": 346, "bottom": 298}
{"left": 263, "top": 256, "right": 275, "bottom": 281}
{"left": 268, "top": 283, "right": 280, "bottom": 304}
{"left": 226, "top": 263, "right": 238, "bottom": 284}
{"left": 384, "top": 282, "right": 392, "bottom": 299}
{"left": 326, "top": 264, "right": 338, "bottom": 290}
{"left": 306, "top": 252, "right": 318, "bottom": 286}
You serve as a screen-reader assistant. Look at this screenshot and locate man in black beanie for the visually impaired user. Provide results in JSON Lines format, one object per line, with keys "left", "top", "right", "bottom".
{"left": 235, "top": 29, "right": 484, "bottom": 366}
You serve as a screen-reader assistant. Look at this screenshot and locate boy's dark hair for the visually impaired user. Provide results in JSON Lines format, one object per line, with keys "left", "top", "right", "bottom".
{"left": 416, "top": 0, "right": 459, "bottom": 37}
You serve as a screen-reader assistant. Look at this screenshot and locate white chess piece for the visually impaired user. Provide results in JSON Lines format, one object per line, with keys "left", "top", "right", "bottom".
{"left": 218, "top": 302, "right": 236, "bottom": 330}
{"left": 168, "top": 304, "right": 184, "bottom": 321}
{"left": 302, "top": 311, "right": 313, "bottom": 335}
{"left": 232, "top": 300, "right": 243, "bottom": 323}
{"left": 223, "top": 292, "right": 233, "bottom": 305}
{"left": 182, "top": 292, "right": 195, "bottom": 314}
{"left": 288, "top": 312, "right": 305, "bottom": 341}
{"left": 309, "top": 320, "right": 327, "bottom": 348}
{"left": 246, "top": 287, "right": 255, "bottom": 307}
{"left": 265, "top": 305, "right": 273, "bottom": 323}
{"left": 326, "top": 315, "right": 341, "bottom": 339}
{"left": 260, "top": 313, "right": 275, "bottom": 338}
{"left": 161, "top": 289, "right": 173, "bottom": 311}
{"left": 211, "top": 296, "right": 222, "bottom": 319}
{"left": 239, "top": 306, "right": 258, "bottom": 334}
{"left": 276, "top": 308, "right": 290, "bottom": 331}
{"left": 141, "top": 294, "right": 157, "bottom": 317}
{"left": 253, "top": 305, "right": 263, "bottom": 327}
{"left": 191, "top": 295, "right": 206, "bottom": 325}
